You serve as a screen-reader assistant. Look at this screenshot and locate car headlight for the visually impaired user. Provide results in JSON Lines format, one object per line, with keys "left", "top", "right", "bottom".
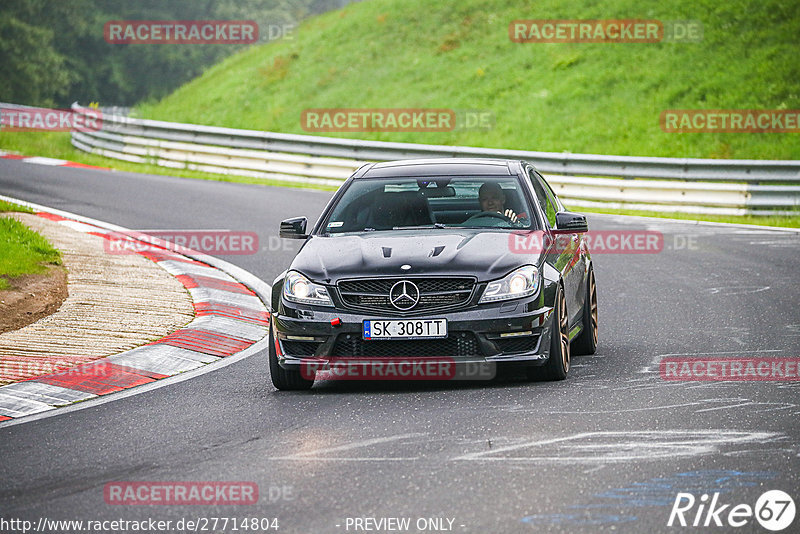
{"left": 283, "top": 271, "right": 333, "bottom": 306}
{"left": 480, "top": 265, "right": 540, "bottom": 303}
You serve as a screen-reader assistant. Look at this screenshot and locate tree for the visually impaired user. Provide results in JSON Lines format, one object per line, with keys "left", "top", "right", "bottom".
{"left": 0, "top": 0, "right": 360, "bottom": 107}
{"left": 0, "top": 2, "right": 71, "bottom": 106}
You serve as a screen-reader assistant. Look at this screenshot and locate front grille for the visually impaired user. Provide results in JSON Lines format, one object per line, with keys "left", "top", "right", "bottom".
{"left": 495, "top": 335, "right": 540, "bottom": 354}
{"left": 331, "top": 331, "right": 482, "bottom": 358}
{"left": 338, "top": 277, "right": 475, "bottom": 314}
{"left": 281, "top": 340, "right": 323, "bottom": 357}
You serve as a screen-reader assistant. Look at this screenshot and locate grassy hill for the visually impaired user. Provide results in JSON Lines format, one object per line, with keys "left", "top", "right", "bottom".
{"left": 137, "top": 0, "right": 800, "bottom": 160}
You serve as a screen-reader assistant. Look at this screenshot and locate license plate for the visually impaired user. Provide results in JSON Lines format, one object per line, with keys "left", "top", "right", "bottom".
{"left": 363, "top": 319, "right": 448, "bottom": 340}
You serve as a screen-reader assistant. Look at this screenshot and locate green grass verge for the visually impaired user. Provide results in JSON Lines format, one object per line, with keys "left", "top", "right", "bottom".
{"left": 0, "top": 200, "right": 34, "bottom": 213}
{"left": 0, "top": 215, "right": 63, "bottom": 290}
{"left": 573, "top": 205, "right": 800, "bottom": 228}
{"left": 136, "top": 0, "right": 800, "bottom": 160}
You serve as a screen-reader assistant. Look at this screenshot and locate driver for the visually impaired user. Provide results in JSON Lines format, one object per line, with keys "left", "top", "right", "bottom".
{"left": 478, "top": 182, "right": 519, "bottom": 222}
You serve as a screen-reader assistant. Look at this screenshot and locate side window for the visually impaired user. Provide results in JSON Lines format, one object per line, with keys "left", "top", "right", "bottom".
{"left": 527, "top": 169, "right": 556, "bottom": 228}
{"left": 539, "top": 173, "right": 564, "bottom": 212}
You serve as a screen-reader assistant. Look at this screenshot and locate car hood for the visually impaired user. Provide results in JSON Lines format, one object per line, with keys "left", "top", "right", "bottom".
{"left": 290, "top": 230, "right": 541, "bottom": 283}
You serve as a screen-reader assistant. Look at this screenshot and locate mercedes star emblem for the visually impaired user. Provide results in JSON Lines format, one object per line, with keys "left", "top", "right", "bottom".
{"left": 389, "top": 280, "right": 420, "bottom": 310}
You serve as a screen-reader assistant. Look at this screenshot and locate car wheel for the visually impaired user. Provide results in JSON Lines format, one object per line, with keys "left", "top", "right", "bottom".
{"left": 571, "top": 268, "right": 598, "bottom": 356}
{"left": 528, "top": 283, "right": 570, "bottom": 381}
{"left": 269, "top": 326, "right": 314, "bottom": 391}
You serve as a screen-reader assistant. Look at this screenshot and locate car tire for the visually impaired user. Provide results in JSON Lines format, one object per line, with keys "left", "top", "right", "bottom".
{"left": 571, "top": 268, "right": 598, "bottom": 356}
{"left": 528, "top": 283, "right": 570, "bottom": 381}
{"left": 269, "top": 326, "right": 314, "bottom": 391}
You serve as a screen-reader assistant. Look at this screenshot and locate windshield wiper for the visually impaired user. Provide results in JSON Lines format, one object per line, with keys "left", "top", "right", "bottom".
{"left": 391, "top": 223, "right": 448, "bottom": 230}
{"left": 455, "top": 225, "right": 519, "bottom": 230}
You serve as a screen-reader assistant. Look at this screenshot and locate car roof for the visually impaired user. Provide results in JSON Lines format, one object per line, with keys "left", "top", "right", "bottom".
{"left": 356, "top": 158, "right": 523, "bottom": 178}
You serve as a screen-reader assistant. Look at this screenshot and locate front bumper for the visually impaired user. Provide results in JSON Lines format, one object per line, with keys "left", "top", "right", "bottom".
{"left": 273, "top": 294, "right": 556, "bottom": 371}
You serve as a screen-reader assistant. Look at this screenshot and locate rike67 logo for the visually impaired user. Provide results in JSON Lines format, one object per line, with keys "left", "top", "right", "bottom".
{"left": 668, "top": 490, "right": 795, "bottom": 531}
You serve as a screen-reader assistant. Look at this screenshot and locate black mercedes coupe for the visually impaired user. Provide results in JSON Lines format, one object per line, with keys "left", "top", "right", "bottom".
{"left": 270, "top": 158, "right": 597, "bottom": 389}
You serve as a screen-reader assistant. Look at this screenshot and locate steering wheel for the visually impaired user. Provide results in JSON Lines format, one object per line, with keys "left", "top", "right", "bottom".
{"left": 466, "top": 211, "right": 513, "bottom": 223}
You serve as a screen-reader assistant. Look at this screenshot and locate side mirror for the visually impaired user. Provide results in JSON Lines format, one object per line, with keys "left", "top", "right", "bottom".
{"left": 555, "top": 212, "right": 588, "bottom": 233}
{"left": 280, "top": 217, "right": 308, "bottom": 239}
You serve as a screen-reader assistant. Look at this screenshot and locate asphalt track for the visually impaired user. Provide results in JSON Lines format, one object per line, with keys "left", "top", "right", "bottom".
{"left": 1, "top": 160, "right": 799, "bottom": 534}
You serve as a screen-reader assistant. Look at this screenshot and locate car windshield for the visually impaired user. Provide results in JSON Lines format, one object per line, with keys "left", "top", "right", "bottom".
{"left": 322, "top": 176, "right": 537, "bottom": 233}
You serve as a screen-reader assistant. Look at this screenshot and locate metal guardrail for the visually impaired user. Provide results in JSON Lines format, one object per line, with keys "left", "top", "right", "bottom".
{"left": 17, "top": 103, "right": 798, "bottom": 214}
